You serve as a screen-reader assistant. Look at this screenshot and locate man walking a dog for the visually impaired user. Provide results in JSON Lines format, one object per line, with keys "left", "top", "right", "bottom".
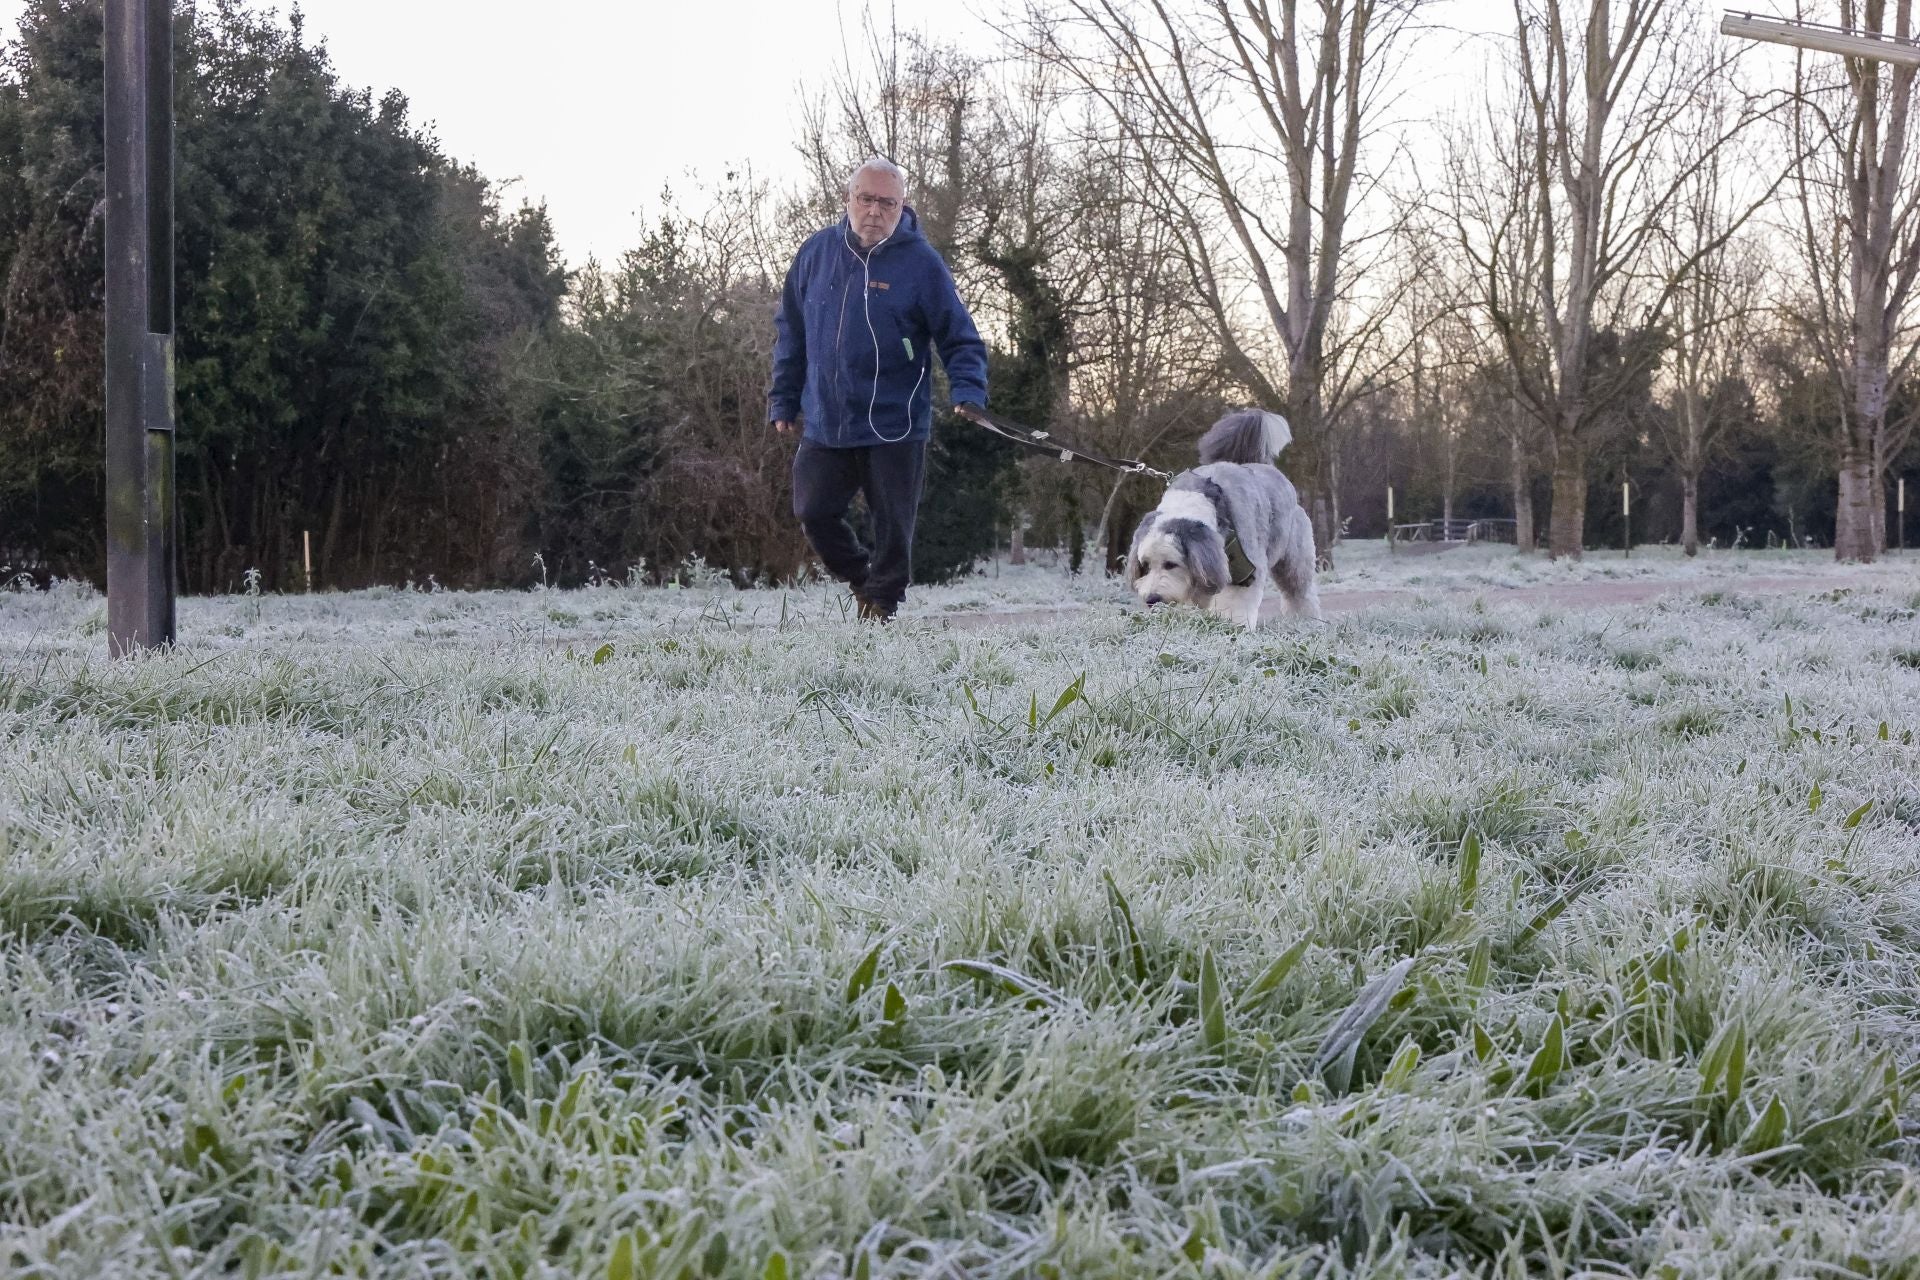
{"left": 769, "top": 157, "right": 989, "bottom": 623}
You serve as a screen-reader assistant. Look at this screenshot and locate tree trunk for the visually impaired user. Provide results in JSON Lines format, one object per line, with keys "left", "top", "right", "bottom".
{"left": 1064, "top": 483, "right": 1085, "bottom": 575}
{"left": 1290, "top": 431, "right": 1337, "bottom": 566}
{"left": 1101, "top": 473, "right": 1141, "bottom": 576}
{"left": 1873, "top": 435, "right": 1890, "bottom": 556}
{"left": 1681, "top": 471, "right": 1700, "bottom": 557}
{"left": 1835, "top": 442, "right": 1878, "bottom": 561}
{"left": 1511, "top": 413, "right": 1534, "bottom": 552}
{"left": 320, "top": 471, "right": 347, "bottom": 589}
{"left": 1285, "top": 371, "right": 1337, "bottom": 563}
{"left": 1840, "top": 334, "right": 1886, "bottom": 562}
{"left": 1009, "top": 515, "right": 1026, "bottom": 566}
{"left": 1308, "top": 489, "right": 1335, "bottom": 564}
{"left": 1327, "top": 440, "right": 1342, "bottom": 556}
{"left": 205, "top": 459, "right": 233, "bottom": 591}
{"left": 1547, "top": 434, "right": 1586, "bottom": 560}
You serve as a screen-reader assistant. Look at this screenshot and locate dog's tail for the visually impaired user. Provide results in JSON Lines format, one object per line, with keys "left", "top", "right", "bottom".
{"left": 1197, "top": 409, "right": 1292, "bottom": 465}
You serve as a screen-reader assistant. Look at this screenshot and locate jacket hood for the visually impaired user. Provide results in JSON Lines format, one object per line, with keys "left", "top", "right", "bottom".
{"left": 839, "top": 204, "right": 926, "bottom": 254}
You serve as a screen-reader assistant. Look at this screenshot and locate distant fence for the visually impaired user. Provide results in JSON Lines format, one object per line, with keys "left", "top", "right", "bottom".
{"left": 1390, "top": 518, "right": 1519, "bottom": 545}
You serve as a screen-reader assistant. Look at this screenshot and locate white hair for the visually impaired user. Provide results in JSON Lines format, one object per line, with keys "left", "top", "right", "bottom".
{"left": 847, "top": 156, "right": 909, "bottom": 197}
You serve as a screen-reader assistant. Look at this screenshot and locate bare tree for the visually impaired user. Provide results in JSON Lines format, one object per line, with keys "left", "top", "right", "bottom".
{"left": 1656, "top": 123, "right": 1765, "bottom": 556}
{"left": 1448, "top": 0, "right": 1777, "bottom": 559}
{"left": 797, "top": 18, "right": 982, "bottom": 261}
{"left": 1036, "top": 99, "right": 1233, "bottom": 568}
{"left": 1026, "top": 0, "right": 1426, "bottom": 553}
{"left": 1782, "top": 0, "right": 1920, "bottom": 561}
{"left": 1506, "top": 394, "right": 1542, "bottom": 549}
{"left": 1441, "top": 47, "right": 1553, "bottom": 550}
{"left": 1398, "top": 223, "right": 1490, "bottom": 528}
{"left": 557, "top": 174, "right": 806, "bottom": 585}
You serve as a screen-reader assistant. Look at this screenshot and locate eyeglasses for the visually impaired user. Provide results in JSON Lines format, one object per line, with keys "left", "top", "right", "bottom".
{"left": 853, "top": 193, "right": 902, "bottom": 212}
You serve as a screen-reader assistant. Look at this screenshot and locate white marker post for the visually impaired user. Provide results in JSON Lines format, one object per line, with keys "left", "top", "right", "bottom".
{"left": 1387, "top": 486, "right": 1396, "bottom": 552}
{"left": 1623, "top": 482, "right": 1631, "bottom": 559}
{"left": 1901, "top": 477, "right": 1907, "bottom": 553}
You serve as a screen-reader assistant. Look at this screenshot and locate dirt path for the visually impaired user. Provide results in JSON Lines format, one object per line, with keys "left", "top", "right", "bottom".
{"left": 1310, "top": 572, "right": 1891, "bottom": 615}
{"left": 912, "top": 571, "right": 1910, "bottom": 631}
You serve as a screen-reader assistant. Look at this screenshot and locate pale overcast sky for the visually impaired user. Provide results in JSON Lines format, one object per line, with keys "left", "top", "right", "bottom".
{"left": 0, "top": 1, "right": 1000, "bottom": 266}
{"left": 2, "top": 2, "right": 1785, "bottom": 268}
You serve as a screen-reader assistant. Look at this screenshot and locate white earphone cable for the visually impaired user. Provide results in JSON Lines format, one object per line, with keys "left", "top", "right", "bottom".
{"left": 857, "top": 235, "right": 920, "bottom": 445}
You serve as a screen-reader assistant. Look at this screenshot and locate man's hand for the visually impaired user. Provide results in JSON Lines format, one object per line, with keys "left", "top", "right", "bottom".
{"left": 773, "top": 420, "right": 796, "bottom": 434}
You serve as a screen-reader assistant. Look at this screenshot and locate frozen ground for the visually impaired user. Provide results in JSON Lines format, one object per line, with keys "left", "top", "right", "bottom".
{"left": 2, "top": 550, "right": 1919, "bottom": 1276}
{"left": 4, "top": 543, "right": 1911, "bottom": 651}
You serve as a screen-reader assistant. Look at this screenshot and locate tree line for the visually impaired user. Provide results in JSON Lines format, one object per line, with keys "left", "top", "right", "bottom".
{"left": 3, "top": 0, "right": 1917, "bottom": 594}
{"left": 0, "top": 0, "right": 1024, "bottom": 591}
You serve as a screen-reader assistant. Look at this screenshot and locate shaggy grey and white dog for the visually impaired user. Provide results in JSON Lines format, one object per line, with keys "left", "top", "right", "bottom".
{"left": 1126, "top": 409, "right": 1322, "bottom": 629}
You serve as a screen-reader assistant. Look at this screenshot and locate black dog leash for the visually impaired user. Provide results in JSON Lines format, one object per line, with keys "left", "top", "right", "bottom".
{"left": 954, "top": 404, "right": 1171, "bottom": 482}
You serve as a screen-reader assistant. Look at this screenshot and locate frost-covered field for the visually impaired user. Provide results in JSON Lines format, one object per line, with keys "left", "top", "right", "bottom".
{"left": 5, "top": 544, "right": 1908, "bottom": 650}
{"left": 4, "top": 554, "right": 1920, "bottom": 1278}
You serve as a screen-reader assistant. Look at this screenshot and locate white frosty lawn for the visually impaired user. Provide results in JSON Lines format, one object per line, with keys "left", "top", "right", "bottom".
{"left": 2, "top": 551, "right": 1919, "bottom": 1277}
{"left": 6, "top": 543, "right": 1911, "bottom": 650}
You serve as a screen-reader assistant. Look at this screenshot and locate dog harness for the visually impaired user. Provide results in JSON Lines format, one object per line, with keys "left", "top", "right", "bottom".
{"left": 1196, "top": 477, "right": 1260, "bottom": 587}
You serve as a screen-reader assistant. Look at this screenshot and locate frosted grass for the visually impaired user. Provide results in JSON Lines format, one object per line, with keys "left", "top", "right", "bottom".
{"left": 6, "top": 544, "right": 1908, "bottom": 654}
{"left": 3, "top": 557, "right": 1919, "bottom": 1276}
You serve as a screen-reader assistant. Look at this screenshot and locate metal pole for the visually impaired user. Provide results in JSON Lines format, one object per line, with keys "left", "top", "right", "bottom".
{"left": 105, "top": 0, "right": 177, "bottom": 656}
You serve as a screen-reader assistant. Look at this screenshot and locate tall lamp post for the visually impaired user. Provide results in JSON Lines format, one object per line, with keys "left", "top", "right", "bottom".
{"left": 104, "top": 0, "right": 176, "bottom": 655}
{"left": 1721, "top": 11, "right": 1920, "bottom": 66}
{"left": 1722, "top": 11, "right": 1920, "bottom": 561}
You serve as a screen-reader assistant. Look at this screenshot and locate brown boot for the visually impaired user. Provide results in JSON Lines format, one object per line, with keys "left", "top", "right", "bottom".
{"left": 855, "top": 594, "right": 897, "bottom": 624}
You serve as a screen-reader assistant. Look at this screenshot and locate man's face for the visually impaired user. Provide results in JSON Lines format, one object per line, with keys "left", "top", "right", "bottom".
{"left": 846, "top": 170, "right": 906, "bottom": 248}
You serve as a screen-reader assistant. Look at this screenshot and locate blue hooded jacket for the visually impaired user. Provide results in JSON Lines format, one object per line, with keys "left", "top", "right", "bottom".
{"left": 768, "top": 207, "right": 989, "bottom": 448}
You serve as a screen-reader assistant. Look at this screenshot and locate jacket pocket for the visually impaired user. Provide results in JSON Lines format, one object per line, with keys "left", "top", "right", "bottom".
{"left": 867, "top": 294, "right": 918, "bottom": 372}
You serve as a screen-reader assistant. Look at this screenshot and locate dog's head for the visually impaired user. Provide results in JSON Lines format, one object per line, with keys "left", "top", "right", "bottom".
{"left": 1127, "top": 512, "right": 1229, "bottom": 609}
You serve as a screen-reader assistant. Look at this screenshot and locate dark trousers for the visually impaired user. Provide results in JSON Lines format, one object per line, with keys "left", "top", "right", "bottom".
{"left": 792, "top": 437, "right": 928, "bottom": 608}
